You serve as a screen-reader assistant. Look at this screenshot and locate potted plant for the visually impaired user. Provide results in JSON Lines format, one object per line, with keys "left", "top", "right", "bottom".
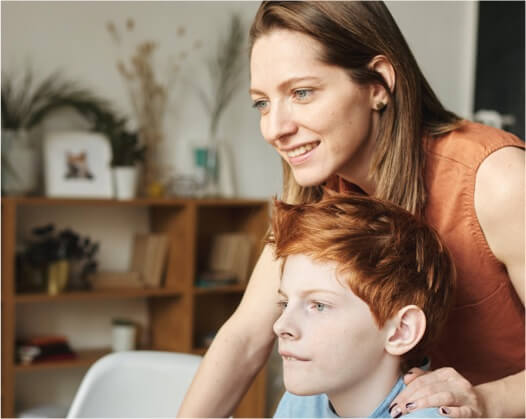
{"left": 87, "top": 110, "right": 146, "bottom": 199}
{"left": 107, "top": 18, "right": 198, "bottom": 197}
{"left": 1, "top": 68, "right": 118, "bottom": 196}
{"left": 108, "top": 123, "right": 147, "bottom": 200}
{"left": 17, "top": 224, "right": 99, "bottom": 294}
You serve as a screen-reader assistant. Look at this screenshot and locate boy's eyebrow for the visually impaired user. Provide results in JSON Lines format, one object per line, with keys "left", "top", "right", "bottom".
{"left": 277, "top": 288, "right": 341, "bottom": 298}
{"left": 249, "top": 76, "right": 322, "bottom": 96}
{"left": 301, "top": 289, "right": 341, "bottom": 298}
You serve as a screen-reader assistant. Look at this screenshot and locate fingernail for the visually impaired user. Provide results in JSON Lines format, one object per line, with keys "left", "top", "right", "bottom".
{"left": 406, "top": 402, "right": 416, "bottom": 410}
{"left": 388, "top": 403, "right": 397, "bottom": 414}
{"left": 440, "top": 407, "right": 450, "bottom": 416}
{"left": 391, "top": 406, "right": 402, "bottom": 418}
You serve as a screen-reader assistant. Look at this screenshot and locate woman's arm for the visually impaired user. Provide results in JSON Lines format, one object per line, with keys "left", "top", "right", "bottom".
{"left": 471, "top": 145, "right": 524, "bottom": 417}
{"left": 390, "top": 146, "right": 525, "bottom": 418}
{"left": 177, "top": 245, "right": 282, "bottom": 417}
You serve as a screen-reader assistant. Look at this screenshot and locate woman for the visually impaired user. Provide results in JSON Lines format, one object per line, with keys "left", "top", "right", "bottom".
{"left": 179, "top": 2, "right": 524, "bottom": 417}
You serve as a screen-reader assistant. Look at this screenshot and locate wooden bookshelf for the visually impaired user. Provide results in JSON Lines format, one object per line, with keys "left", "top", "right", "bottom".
{"left": 1, "top": 196, "right": 269, "bottom": 418}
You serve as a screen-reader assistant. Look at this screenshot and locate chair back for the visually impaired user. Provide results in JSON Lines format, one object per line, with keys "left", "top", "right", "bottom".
{"left": 67, "top": 351, "right": 202, "bottom": 418}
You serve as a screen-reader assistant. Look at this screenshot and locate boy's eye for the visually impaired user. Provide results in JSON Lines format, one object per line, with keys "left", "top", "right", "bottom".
{"left": 293, "top": 89, "right": 313, "bottom": 101}
{"left": 277, "top": 300, "right": 288, "bottom": 310}
{"left": 313, "top": 302, "right": 326, "bottom": 312}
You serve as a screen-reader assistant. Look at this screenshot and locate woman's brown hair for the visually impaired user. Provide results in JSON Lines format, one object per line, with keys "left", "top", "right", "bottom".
{"left": 267, "top": 193, "right": 456, "bottom": 369}
{"left": 250, "top": 1, "right": 462, "bottom": 215}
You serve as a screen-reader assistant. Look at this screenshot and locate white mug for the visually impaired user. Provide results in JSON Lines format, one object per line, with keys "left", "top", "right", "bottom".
{"left": 112, "top": 323, "right": 136, "bottom": 352}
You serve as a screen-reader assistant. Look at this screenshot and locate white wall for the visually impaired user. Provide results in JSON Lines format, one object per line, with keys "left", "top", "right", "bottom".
{"left": 387, "top": 1, "right": 479, "bottom": 118}
{"left": 3, "top": 1, "right": 478, "bottom": 415}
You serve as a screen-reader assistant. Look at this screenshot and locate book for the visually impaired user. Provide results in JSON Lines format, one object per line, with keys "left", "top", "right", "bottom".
{"left": 16, "top": 335, "right": 76, "bottom": 364}
{"left": 208, "top": 233, "right": 253, "bottom": 284}
{"left": 89, "top": 271, "right": 143, "bottom": 290}
{"left": 130, "top": 234, "right": 169, "bottom": 288}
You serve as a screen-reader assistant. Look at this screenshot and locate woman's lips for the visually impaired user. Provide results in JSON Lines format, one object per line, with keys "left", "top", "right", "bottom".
{"left": 286, "top": 141, "right": 320, "bottom": 166}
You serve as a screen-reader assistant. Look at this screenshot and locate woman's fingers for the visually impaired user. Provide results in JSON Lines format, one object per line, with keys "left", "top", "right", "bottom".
{"left": 439, "top": 405, "right": 478, "bottom": 417}
{"left": 401, "top": 389, "right": 459, "bottom": 411}
{"left": 390, "top": 368, "right": 484, "bottom": 418}
{"left": 403, "top": 367, "right": 427, "bottom": 385}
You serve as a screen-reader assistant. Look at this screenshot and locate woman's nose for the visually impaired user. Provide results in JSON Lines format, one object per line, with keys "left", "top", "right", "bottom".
{"left": 273, "top": 310, "right": 300, "bottom": 340}
{"left": 262, "top": 103, "right": 298, "bottom": 145}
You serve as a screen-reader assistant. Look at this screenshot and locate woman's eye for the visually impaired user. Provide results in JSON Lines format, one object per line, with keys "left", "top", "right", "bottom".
{"left": 252, "top": 99, "right": 268, "bottom": 112}
{"left": 293, "top": 89, "right": 313, "bottom": 101}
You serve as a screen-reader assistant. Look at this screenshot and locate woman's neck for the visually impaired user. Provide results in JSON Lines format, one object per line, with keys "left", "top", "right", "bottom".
{"left": 336, "top": 124, "right": 378, "bottom": 196}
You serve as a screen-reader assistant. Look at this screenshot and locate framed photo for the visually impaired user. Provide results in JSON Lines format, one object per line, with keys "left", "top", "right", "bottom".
{"left": 44, "top": 131, "right": 113, "bottom": 198}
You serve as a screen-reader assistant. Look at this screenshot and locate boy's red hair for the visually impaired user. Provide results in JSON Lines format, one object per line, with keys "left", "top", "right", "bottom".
{"left": 267, "top": 192, "right": 456, "bottom": 368}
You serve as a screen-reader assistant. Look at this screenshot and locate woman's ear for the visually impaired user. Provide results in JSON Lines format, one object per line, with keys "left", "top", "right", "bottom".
{"left": 384, "top": 305, "right": 426, "bottom": 356}
{"left": 368, "top": 55, "right": 395, "bottom": 110}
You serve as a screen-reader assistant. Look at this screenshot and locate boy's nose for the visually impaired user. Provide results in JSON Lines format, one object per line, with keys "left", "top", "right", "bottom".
{"left": 273, "top": 311, "right": 300, "bottom": 340}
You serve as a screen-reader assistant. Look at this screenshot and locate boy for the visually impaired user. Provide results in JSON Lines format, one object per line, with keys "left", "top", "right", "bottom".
{"left": 267, "top": 193, "right": 456, "bottom": 418}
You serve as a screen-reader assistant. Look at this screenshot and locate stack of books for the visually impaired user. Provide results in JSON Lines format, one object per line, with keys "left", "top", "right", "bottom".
{"left": 90, "top": 233, "right": 169, "bottom": 289}
{"left": 196, "top": 233, "right": 253, "bottom": 288}
{"left": 17, "top": 335, "right": 76, "bottom": 365}
{"left": 130, "top": 233, "right": 169, "bottom": 288}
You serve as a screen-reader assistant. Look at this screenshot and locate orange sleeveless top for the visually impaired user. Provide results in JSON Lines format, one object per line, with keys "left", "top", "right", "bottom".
{"left": 331, "top": 121, "right": 524, "bottom": 385}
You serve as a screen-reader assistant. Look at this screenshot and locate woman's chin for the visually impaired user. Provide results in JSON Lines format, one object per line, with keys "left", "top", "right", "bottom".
{"left": 292, "top": 169, "right": 328, "bottom": 187}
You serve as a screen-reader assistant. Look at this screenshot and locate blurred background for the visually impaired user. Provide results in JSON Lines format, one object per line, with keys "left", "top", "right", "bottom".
{"left": 1, "top": 1, "right": 523, "bottom": 417}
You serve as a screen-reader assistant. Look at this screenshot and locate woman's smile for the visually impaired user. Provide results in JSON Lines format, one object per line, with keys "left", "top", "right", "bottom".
{"left": 283, "top": 141, "right": 320, "bottom": 165}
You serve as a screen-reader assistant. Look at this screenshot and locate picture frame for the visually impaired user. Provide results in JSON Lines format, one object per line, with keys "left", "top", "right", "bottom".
{"left": 44, "top": 131, "right": 113, "bottom": 198}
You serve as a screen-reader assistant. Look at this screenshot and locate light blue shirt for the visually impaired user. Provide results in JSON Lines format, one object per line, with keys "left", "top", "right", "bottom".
{"left": 274, "top": 376, "right": 445, "bottom": 418}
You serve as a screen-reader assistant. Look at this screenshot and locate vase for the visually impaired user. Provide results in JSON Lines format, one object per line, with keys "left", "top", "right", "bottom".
{"left": 113, "top": 166, "right": 138, "bottom": 200}
{"left": 191, "top": 140, "right": 236, "bottom": 198}
{"left": 1, "top": 129, "right": 39, "bottom": 195}
{"left": 216, "top": 140, "right": 236, "bottom": 198}
{"left": 47, "top": 260, "right": 69, "bottom": 296}
{"left": 192, "top": 145, "right": 218, "bottom": 197}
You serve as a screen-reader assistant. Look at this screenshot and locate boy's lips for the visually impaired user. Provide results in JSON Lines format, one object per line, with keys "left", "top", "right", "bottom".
{"left": 279, "top": 350, "right": 310, "bottom": 362}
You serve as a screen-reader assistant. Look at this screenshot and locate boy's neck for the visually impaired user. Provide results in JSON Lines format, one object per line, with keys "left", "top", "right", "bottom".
{"left": 328, "top": 355, "right": 401, "bottom": 418}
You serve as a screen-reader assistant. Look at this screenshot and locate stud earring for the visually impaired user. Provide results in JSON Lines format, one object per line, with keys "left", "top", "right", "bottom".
{"left": 375, "top": 101, "right": 387, "bottom": 111}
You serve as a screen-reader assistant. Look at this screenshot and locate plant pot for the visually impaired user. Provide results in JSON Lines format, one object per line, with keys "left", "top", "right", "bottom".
{"left": 47, "top": 260, "right": 69, "bottom": 296}
{"left": 1, "top": 129, "right": 39, "bottom": 195}
{"left": 113, "top": 166, "right": 138, "bottom": 200}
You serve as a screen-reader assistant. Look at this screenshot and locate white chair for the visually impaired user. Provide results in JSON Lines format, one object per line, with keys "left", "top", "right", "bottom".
{"left": 67, "top": 350, "right": 202, "bottom": 418}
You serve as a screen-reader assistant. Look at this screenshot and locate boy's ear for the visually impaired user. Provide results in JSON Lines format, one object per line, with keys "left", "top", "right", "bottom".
{"left": 384, "top": 305, "right": 426, "bottom": 356}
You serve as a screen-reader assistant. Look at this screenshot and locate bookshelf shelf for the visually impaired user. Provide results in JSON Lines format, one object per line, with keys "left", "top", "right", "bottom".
{"left": 192, "top": 284, "right": 246, "bottom": 295}
{"left": 2, "top": 196, "right": 269, "bottom": 418}
{"left": 15, "top": 288, "right": 183, "bottom": 303}
{"left": 15, "top": 348, "right": 111, "bottom": 372}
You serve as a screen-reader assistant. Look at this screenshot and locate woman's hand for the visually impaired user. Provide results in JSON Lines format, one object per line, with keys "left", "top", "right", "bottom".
{"left": 389, "top": 367, "right": 486, "bottom": 418}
